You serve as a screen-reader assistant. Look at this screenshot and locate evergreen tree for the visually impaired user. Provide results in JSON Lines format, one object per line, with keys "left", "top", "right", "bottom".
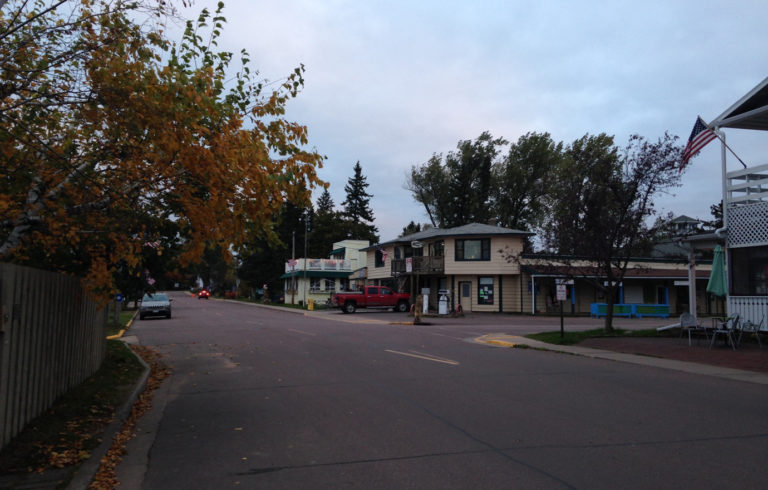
{"left": 400, "top": 221, "right": 422, "bottom": 237}
{"left": 310, "top": 189, "right": 349, "bottom": 255}
{"left": 342, "top": 162, "right": 375, "bottom": 222}
{"left": 237, "top": 202, "right": 311, "bottom": 295}
{"left": 316, "top": 188, "right": 335, "bottom": 213}
{"left": 341, "top": 162, "right": 379, "bottom": 243}
{"left": 705, "top": 201, "right": 723, "bottom": 230}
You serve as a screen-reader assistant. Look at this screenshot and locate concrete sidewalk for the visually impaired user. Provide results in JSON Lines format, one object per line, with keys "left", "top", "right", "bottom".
{"left": 475, "top": 333, "right": 768, "bottom": 385}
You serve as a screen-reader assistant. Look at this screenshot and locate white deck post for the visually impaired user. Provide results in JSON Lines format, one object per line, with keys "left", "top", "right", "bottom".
{"left": 687, "top": 248, "right": 697, "bottom": 318}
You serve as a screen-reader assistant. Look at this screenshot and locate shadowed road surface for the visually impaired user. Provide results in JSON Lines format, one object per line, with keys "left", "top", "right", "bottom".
{"left": 119, "top": 292, "right": 768, "bottom": 489}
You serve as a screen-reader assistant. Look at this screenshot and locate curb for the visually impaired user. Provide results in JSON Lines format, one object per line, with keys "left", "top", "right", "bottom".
{"left": 106, "top": 310, "right": 138, "bottom": 340}
{"left": 217, "top": 297, "right": 309, "bottom": 315}
{"left": 67, "top": 341, "right": 151, "bottom": 490}
{"left": 475, "top": 334, "right": 768, "bottom": 385}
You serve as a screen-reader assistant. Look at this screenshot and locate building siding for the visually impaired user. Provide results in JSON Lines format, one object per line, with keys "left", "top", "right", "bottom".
{"left": 444, "top": 237, "right": 522, "bottom": 275}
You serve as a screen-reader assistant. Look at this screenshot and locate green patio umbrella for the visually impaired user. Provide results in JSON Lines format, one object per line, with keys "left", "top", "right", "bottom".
{"left": 706, "top": 245, "right": 727, "bottom": 297}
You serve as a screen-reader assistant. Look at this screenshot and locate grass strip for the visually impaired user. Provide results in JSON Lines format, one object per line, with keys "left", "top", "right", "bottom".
{"left": 525, "top": 327, "right": 679, "bottom": 345}
{"left": 106, "top": 310, "right": 137, "bottom": 337}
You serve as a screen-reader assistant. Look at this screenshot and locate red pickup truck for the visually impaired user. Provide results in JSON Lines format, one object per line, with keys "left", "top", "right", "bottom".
{"left": 332, "top": 286, "right": 410, "bottom": 314}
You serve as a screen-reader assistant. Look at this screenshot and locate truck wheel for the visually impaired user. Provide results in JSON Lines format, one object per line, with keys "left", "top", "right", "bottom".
{"left": 344, "top": 301, "right": 357, "bottom": 314}
{"left": 396, "top": 301, "right": 409, "bottom": 313}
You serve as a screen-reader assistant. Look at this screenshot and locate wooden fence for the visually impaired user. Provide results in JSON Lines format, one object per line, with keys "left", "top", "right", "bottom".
{"left": 0, "top": 263, "right": 107, "bottom": 449}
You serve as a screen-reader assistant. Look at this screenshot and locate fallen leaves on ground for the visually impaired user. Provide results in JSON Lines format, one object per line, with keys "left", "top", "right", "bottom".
{"left": 88, "top": 345, "right": 171, "bottom": 489}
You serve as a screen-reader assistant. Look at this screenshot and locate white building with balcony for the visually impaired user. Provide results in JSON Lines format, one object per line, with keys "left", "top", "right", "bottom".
{"left": 281, "top": 239, "right": 369, "bottom": 306}
{"left": 709, "top": 76, "right": 768, "bottom": 330}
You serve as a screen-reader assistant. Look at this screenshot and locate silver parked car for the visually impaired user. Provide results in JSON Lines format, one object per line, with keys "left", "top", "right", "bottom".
{"left": 139, "top": 292, "right": 172, "bottom": 320}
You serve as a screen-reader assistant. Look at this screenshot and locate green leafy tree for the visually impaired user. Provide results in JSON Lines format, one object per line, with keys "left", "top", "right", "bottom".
{"left": 445, "top": 132, "right": 506, "bottom": 226}
{"left": 0, "top": 1, "right": 324, "bottom": 300}
{"left": 536, "top": 132, "right": 683, "bottom": 331}
{"left": 492, "top": 132, "right": 563, "bottom": 234}
{"left": 237, "top": 202, "right": 312, "bottom": 296}
{"left": 408, "top": 132, "right": 507, "bottom": 228}
{"left": 406, "top": 154, "right": 451, "bottom": 227}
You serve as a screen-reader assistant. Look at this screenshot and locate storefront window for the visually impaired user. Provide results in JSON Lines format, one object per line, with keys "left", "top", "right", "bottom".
{"left": 478, "top": 277, "right": 494, "bottom": 304}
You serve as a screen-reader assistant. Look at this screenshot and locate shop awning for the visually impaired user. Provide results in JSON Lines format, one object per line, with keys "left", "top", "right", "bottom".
{"left": 520, "top": 265, "right": 711, "bottom": 280}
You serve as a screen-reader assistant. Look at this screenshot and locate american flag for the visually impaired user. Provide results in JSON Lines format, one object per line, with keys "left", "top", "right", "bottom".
{"left": 681, "top": 116, "right": 717, "bottom": 168}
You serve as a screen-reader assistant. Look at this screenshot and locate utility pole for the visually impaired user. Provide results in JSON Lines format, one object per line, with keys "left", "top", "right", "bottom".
{"left": 291, "top": 231, "right": 296, "bottom": 305}
{"left": 303, "top": 211, "right": 308, "bottom": 307}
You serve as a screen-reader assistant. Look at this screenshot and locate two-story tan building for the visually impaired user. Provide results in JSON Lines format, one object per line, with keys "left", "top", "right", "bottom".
{"left": 362, "top": 223, "right": 720, "bottom": 317}
{"left": 363, "top": 223, "right": 533, "bottom": 313}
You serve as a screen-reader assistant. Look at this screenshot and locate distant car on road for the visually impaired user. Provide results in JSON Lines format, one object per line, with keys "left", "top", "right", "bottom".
{"left": 198, "top": 289, "right": 210, "bottom": 299}
{"left": 140, "top": 292, "right": 172, "bottom": 320}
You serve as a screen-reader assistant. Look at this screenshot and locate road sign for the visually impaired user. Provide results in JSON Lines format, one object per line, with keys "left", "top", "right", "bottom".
{"left": 115, "top": 293, "right": 124, "bottom": 303}
{"left": 556, "top": 284, "right": 567, "bottom": 301}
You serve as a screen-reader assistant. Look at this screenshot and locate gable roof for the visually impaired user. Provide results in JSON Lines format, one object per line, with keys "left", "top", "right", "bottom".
{"left": 670, "top": 215, "right": 699, "bottom": 224}
{"left": 363, "top": 222, "right": 533, "bottom": 251}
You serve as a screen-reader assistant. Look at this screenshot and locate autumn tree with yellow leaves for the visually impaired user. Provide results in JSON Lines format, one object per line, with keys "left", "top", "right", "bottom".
{"left": 0, "top": 0, "right": 324, "bottom": 299}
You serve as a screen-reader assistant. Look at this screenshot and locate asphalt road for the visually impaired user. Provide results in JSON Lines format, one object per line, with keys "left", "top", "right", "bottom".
{"left": 118, "top": 292, "right": 768, "bottom": 489}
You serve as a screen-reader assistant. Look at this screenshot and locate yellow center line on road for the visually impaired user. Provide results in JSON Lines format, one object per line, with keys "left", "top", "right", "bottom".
{"left": 385, "top": 349, "right": 459, "bottom": 365}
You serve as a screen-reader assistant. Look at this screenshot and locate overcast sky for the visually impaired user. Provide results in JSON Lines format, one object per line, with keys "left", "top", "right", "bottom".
{"left": 179, "top": 0, "right": 768, "bottom": 243}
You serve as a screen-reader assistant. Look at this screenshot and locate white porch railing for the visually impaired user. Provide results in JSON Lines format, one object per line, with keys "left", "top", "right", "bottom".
{"left": 285, "top": 258, "right": 352, "bottom": 273}
{"left": 728, "top": 296, "right": 768, "bottom": 331}
{"left": 727, "top": 162, "right": 768, "bottom": 206}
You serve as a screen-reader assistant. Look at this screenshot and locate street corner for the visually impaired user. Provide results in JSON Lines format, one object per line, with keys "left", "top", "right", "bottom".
{"left": 474, "top": 333, "right": 524, "bottom": 348}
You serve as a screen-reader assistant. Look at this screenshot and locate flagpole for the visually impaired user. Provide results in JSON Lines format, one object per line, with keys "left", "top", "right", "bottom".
{"left": 717, "top": 128, "right": 730, "bottom": 317}
{"left": 709, "top": 121, "right": 747, "bottom": 169}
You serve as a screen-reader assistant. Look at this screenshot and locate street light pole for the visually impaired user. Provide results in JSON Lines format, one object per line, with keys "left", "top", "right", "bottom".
{"left": 291, "top": 231, "right": 296, "bottom": 305}
{"left": 303, "top": 211, "right": 308, "bottom": 308}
